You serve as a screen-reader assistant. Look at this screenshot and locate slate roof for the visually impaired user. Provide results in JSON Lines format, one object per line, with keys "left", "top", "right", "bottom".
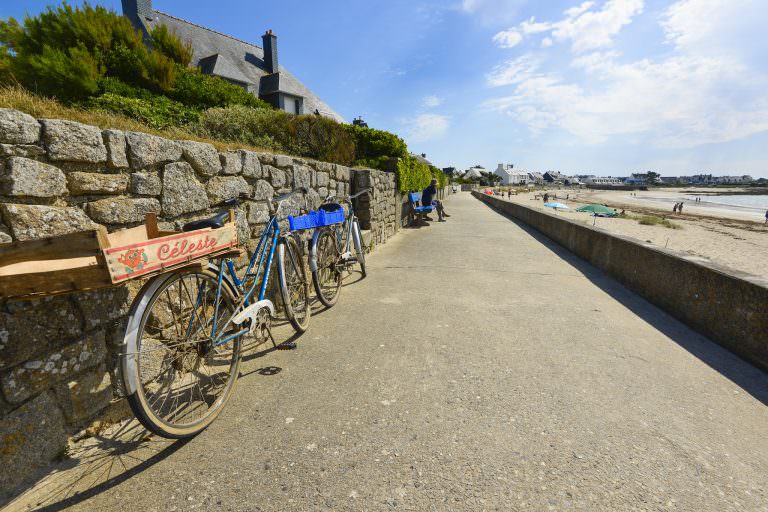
{"left": 129, "top": 8, "right": 343, "bottom": 122}
{"left": 411, "top": 153, "right": 434, "bottom": 166}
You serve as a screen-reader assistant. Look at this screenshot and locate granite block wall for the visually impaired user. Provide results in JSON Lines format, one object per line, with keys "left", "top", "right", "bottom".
{"left": 0, "top": 108, "right": 399, "bottom": 494}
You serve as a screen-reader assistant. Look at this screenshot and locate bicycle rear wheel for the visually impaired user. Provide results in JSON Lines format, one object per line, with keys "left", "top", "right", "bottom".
{"left": 311, "top": 228, "right": 343, "bottom": 308}
{"left": 279, "top": 235, "right": 312, "bottom": 332}
{"left": 121, "top": 269, "right": 241, "bottom": 439}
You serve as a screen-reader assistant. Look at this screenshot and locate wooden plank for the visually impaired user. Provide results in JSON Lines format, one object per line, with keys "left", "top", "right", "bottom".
{"left": 106, "top": 225, "right": 149, "bottom": 248}
{"left": 0, "top": 256, "right": 100, "bottom": 277}
{"left": 0, "top": 266, "right": 113, "bottom": 299}
{"left": 0, "top": 230, "right": 102, "bottom": 267}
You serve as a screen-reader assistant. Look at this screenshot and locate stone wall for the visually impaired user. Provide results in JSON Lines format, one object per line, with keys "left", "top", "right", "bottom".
{"left": 0, "top": 108, "right": 399, "bottom": 494}
{"left": 352, "top": 169, "right": 398, "bottom": 247}
{"left": 473, "top": 191, "right": 768, "bottom": 371}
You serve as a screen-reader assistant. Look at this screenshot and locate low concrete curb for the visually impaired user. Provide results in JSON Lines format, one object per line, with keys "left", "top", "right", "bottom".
{"left": 473, "top": 191, "right": 768, "bottom": 371}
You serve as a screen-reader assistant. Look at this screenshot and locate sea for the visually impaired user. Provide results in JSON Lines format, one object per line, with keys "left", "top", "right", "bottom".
{"left": 684, "top": 194, "right": 768, "bottom": 213}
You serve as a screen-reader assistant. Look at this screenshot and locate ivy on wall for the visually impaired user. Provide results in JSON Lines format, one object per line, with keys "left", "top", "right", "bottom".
{"left": 395, "top": 155, "right": 447, "bottom": 192}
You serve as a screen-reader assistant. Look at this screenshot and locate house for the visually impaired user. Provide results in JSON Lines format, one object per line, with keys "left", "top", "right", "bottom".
{"left": 527, "top": 172, "right": 545, "bottom": 185}
{"left": 624, "top": 173, "right": 660, "bottom": 186}
{"left": 584, "top": 176, "right": 624, "bottom": 187}
{"left": 462, "top": 165, "right": 486, "bottom": 180}
{"left": 564, "top": 176, "right": 582, "bottom": 186}
{"left": 543, "top": 171, "right": 565, "bottom": 184}
{"left": 494, "top": 164, "right": 530, "bottom": 185}
{"left": 716, "top": 175, "right": 754, "bottom": 184}
{"left": 412, "top": 153, "right": 434, "bottom": 166}
{"left": 121, "top": 0, "right": 343, "bottom": 121}
{"left": 442, "top": 167, "right": 458, "bottom": 177}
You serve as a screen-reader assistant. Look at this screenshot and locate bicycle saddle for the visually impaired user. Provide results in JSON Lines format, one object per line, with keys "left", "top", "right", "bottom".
{"left": 182, "top": 198, "right": 240, "bottom": 232}
{"left": 182, "top": 210, "right": 230, "bottom": 232}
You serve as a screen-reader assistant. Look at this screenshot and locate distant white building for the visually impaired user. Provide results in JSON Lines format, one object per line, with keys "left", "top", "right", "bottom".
{"left": 494, "top": 164, "right": 531, "bottom": 185}
{"left": 585, "top": 176, "right": 624, "bottom": 186}
{"left": 716, "top": 175, "right": 754, "bottom": 184}
{"left": 624, "top": 173, "right": 660, "bottom": 186}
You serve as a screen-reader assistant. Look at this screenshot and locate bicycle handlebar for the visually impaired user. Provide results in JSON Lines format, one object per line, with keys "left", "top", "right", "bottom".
{"left": 323, "top": 187, "right": 372, "bottom": 204}
{"left": 273, "top": 187, "right": 308, "bottom": 204}
{"left": 349, "top": 188, "right": 372, "bottom": 200}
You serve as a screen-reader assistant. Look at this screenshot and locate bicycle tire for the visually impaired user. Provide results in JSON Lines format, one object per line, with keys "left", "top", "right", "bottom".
{"left": 278, "top": 236, "right": 311, "bottom": 332}
{"left": 351, "top": 220, "right": 367, "bottom": 278}
{"left": 311, "top": 228, "right": 343, "bottom": 308}
{"left": 121, "top": 268, "right": 241, "bottom": 439}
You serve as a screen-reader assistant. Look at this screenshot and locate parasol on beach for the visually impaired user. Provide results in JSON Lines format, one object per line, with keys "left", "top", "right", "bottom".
{"left": 576, "top": 204, "right": 618, "bottom": 216}
{"left": 544, "top": 202, "right": 569, "bottom": 210}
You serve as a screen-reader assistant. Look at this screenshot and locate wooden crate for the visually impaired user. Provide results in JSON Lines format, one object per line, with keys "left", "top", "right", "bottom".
{"left": 0, "top": 212, "right": 239, "bottom": 300}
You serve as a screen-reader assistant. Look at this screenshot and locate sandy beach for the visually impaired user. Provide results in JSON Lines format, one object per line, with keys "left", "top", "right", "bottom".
{"left": 496, "top": 188, "right": 768, "bottom": 278}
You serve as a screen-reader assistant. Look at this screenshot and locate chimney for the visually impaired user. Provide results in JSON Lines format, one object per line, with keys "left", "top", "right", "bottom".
{"left": 421, "top": 153, "right": 427, "bottom": 158}
{"left": 262, "top": 30, "right": 278, "bottom": 74}
{"left": 121, "top": 0, "right": 153, "bottom": 25}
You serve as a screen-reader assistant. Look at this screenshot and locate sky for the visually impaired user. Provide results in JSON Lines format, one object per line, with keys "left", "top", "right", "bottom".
{"left": 4, "top": 0, "right": 768, "bottom": 177}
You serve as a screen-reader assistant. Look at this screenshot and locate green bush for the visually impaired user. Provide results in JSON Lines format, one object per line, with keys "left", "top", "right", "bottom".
{"left": 150, "top": 24, "right": 192, "bottom": 66}
{"left": 396, "top": 155, "right": 433, "bottom": 192}
{"left": 83, "top": 92, "right": 199, "bottom": 129}
{"left": 170, "top": 67, "right": 271, "bottom": 110}
{"left": 198, "top": 105, "right": 355, "bottom": 165}
{"left": 0, "top": 3, "right": 177, "bottom": 100}
{"left": 347, "top": 124, "right": 407, "bottom": 170}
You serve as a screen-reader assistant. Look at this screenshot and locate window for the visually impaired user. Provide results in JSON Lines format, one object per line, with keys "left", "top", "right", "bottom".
{"left": 282, "top": 94, "right": 302, "bottom": 115}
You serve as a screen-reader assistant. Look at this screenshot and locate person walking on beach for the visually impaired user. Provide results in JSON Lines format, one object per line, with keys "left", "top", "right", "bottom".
{"left": 678, "top": 202, "right": 684, "bottom": 213}
{"left": 764, "top": 209, "right": 768, "bottom": 224}
{"left": 673, "top": 203, "right": 678, "bottom": 213}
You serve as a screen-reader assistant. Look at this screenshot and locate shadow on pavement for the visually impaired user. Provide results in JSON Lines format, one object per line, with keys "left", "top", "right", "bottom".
{"left": 2, "top": 420, "right": 186, "bottom": 512}
{"left": 478, "top": 199, "right": 768, "bottom": 407}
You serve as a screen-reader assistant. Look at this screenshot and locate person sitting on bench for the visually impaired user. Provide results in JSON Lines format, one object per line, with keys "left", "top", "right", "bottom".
{"left": 422, "top": 179, "right": 450, "bottom": 222}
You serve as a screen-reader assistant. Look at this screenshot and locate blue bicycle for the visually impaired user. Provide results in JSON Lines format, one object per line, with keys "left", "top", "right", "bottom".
{"left": 121, "top": 188, "right": 311, "bottom": 438}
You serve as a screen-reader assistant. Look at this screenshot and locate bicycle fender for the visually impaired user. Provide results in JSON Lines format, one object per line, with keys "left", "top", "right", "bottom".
{"left": 308, "top": 229, "right": 322, "bottom": 272}
{"left": 121, "top": 272, "right": 177, "bottom": 395}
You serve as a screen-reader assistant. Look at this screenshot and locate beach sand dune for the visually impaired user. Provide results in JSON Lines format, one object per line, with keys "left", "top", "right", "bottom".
{"left": 504, "top": 188, "right": 768, "bottom": 278}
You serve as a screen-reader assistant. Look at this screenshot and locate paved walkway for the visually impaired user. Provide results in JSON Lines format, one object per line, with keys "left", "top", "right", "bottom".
{"left": 9, "top": 192, "right": 768, "bottom": 511}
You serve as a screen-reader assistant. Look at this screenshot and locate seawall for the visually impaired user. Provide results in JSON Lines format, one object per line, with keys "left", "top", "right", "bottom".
{"left": 473, "top": 191, "right": 768, "bottom": 371}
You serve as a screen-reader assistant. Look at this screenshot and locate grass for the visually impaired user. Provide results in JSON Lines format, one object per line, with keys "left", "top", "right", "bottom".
{"left": 635, "top": 214, "right": 683, "bottom": 229}
{"left": 0, "top": 85, "right": 276, "bottom": 154}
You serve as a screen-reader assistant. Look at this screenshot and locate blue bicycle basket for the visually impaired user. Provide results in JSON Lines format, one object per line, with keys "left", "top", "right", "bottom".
{"left": 288, "top": 204, "right": 345, "bottom": 231}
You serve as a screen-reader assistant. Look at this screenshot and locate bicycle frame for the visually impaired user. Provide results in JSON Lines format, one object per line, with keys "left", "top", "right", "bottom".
{"left": 335, "top": 199, "right": 358, "bottom": 257}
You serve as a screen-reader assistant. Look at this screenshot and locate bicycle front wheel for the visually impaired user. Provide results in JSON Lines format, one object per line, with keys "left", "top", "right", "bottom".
{"left": 279, "top": 236, "right": 312, "bottom": 332}
{"left": 121, "top": 269, "right": 241, "bottom": 439}
{"left": 312, "top": 228, "right": 342, "bottom": 308}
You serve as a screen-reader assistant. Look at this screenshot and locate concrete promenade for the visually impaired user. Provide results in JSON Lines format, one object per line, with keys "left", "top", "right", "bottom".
{"left": 8, "top": 192, "right": 768, "bottom": 511}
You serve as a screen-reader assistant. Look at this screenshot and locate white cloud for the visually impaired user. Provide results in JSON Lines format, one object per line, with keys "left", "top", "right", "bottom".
{"left": 422, "top": 95, "right": 444, "bottom": 108}
{"left": 495, "top": 0, "right": 644, "bottom": 53}
{"left": 541, "top": 37, "right": 553, "bottom": 48}
{"left": 402, "top": 114, "right": 451, "bottom": 142}
{"left": 486, "top": 55, "right": 541, "bottom": 87}
{"left": 492, "top": 29, "right": 523, "bottom": 48}
{"left": 564, "top": 1, "right": 596, "bottom": 18}
{"left": 458, "top": 0, "right": 526, "bottom": 24}
{"left": 662, "top": 0, "right": 732, "bottom": 48}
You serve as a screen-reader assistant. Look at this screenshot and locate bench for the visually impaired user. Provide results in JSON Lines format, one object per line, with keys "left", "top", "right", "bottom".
{"left": 408, "top": 191, "right": 434, "bottom": 225}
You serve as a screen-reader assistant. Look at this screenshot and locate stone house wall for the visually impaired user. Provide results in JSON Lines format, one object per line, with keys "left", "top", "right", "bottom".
{"left": 0, "top": 108, "right": 399, "bottom": 494}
